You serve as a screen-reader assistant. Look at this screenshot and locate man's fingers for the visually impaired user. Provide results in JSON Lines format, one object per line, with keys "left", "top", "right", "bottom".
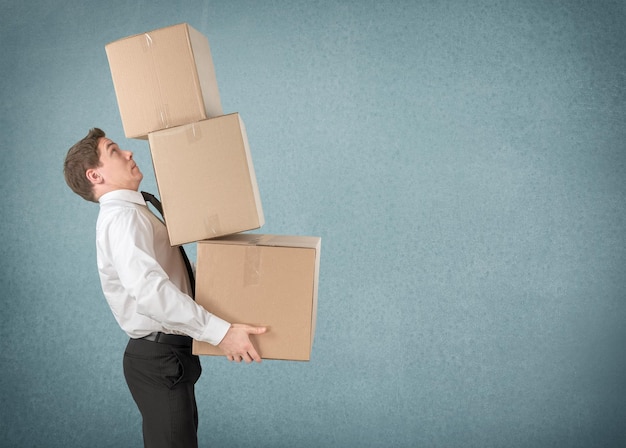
{"left": 231, "top": 323, "right": 268, "bottom": 335}
{"left": 249, "top": 347, "right": 262, "bottom": 363}
{"left": 227, "top": 351, "right": 260, "bottom": 364}
{"left": 248, "top": 326, "right": 268, "bottom": 335}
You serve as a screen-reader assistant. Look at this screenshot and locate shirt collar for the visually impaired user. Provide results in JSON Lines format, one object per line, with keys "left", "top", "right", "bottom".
{"left": 99, "top": 189, "right": 146, "bottom": 206}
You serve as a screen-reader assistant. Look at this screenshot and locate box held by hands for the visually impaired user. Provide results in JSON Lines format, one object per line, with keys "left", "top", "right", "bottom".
{"left": 193, "top": 234, "right": 321, "bottom": 361}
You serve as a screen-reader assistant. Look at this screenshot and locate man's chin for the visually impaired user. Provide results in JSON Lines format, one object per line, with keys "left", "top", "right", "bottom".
{"left": 132, "top": 177, "right": 143, "bottom": 190}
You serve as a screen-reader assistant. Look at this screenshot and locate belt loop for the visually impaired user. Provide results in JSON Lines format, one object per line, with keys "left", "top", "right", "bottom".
{"left": 154, "top": 332, "right": 161, "bottom": 343}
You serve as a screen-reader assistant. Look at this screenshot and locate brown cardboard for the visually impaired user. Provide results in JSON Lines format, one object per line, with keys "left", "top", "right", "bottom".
{"left": 105, "top": 23, "right": 222, "bottom": 139}
{"left": 147, "top": 113, "right": 264, "bottom": 246}
{"left": 193, "top": 234, "right": 321, "bottom": 361}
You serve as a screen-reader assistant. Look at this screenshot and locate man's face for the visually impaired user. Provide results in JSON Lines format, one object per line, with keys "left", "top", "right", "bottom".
{"left": 95, "top": 137, "right": 143, "bottom": 191}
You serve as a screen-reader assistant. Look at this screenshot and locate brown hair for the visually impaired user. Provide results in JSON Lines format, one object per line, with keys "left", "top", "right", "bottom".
{"left": 63, "top": 128, "right": 105, "bottom": 202}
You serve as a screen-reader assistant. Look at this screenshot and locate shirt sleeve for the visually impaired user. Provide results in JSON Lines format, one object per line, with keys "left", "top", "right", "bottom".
{"left": 100, "top": 208, "right": 230, "bottom": 345}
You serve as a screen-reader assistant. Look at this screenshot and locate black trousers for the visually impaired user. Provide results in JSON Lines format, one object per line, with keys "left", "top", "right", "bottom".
{"left": 123, "top": 338, "right": 202, "bottom": 448}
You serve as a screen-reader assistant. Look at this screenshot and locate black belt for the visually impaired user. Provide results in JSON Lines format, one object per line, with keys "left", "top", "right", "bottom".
{"left": 140, "top": 332, "right": 192, "bottom": 347}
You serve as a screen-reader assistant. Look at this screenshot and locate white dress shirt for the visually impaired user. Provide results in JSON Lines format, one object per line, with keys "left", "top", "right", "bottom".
{"left": 96, "top": 189, "right": 230, "bottom": 345}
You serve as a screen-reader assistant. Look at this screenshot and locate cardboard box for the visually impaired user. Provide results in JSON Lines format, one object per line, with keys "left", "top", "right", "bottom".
{"left": 148, "top": 113, "right": 264, "bottom": 246}
{"left": 193, "top": 234, "right": 321, "bottom": 361}
{"left": 105, "top": 23, "right": 222, "bottom": 139}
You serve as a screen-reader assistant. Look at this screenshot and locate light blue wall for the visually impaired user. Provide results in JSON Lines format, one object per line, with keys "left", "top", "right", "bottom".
{"left": 1, "top": 1, "right": 625, "bottom": 447}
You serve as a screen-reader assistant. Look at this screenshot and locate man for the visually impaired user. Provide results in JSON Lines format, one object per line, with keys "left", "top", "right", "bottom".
{"left": 63, "top": 128, "right": 267, "bottom": 448}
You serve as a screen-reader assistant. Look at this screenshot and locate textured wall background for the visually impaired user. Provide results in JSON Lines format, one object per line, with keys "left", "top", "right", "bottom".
{"left": 1, "top": 1, "right": 625, "bottom": 447}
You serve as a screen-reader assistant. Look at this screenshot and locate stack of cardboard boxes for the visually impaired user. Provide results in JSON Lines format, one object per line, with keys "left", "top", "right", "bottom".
{"left": 105, "top": 23, "right": 321, "bottom": 361}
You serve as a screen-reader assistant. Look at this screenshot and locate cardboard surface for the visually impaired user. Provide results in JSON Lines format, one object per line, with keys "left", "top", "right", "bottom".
{"left": 148, "top": 113, "right": 264, "bottom": 246}
{"left": 105, "top": 23, "right": 222, "bottom": 139}
{"left": 193, "top": 234, "right": 321, "bottom": 361}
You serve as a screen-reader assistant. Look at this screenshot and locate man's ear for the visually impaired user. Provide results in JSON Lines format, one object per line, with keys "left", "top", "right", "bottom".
{"left": 86, "top": 168, "right": 102, "bottom": 185}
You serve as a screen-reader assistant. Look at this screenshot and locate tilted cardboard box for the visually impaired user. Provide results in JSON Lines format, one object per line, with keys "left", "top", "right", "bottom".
{"left": 105, "top": 23, "right": 222, "bottom": 139}
{"left": 193, "top": 234, "right": 321, "bottom": 361}
{"left": 147, "top": 113, "right": 264, "bottom": 246}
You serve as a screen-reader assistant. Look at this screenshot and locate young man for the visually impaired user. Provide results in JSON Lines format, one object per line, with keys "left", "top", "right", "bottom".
{"left": 64, "top": 128, "right": 267, "bottom": 448}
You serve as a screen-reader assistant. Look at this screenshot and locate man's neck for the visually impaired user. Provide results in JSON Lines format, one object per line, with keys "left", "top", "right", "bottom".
{"left": 95, "top": 186, "right": 140, "bottom": 202}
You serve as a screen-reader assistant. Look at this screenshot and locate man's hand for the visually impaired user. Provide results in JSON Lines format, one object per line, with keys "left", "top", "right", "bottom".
{"left": 218, "top": 324, "right": 267, "bottom": 363}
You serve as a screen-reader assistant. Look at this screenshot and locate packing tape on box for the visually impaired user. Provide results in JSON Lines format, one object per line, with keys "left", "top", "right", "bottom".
{"left": 185, "top": 122, "right": 202, "bottom": 143}
{"left": 158, "top": 106, "right": 169, "bottom": 129}
{"left": 142, "top": 33, "right": 154, "bottom": 51}
{"left": 241, "top": 234, "right": 264, "bottom": 245}
{"left": 203, "top": 213, "right": 222, "bottom": 237}
{"left": 243, "top": 246, "right": 261, "bottom": 287}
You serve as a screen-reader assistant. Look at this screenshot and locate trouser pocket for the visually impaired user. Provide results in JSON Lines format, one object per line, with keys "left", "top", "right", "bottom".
{"left": 123, "top": 338, "right": 200, "bottom": 390}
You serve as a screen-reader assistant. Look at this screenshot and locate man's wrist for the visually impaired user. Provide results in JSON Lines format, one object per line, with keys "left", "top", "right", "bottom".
{"left": 201, "top": 315, "right": 231, "bottom": 346}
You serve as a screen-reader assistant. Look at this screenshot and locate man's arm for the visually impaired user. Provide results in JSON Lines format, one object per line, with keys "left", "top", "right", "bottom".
{"left": 102, "top": 209, "right": 267, "bottom": 358}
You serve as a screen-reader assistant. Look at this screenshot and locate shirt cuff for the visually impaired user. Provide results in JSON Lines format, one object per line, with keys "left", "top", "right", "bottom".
{"left": 200, "top": 314, "right": 231, "bottom": 346}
